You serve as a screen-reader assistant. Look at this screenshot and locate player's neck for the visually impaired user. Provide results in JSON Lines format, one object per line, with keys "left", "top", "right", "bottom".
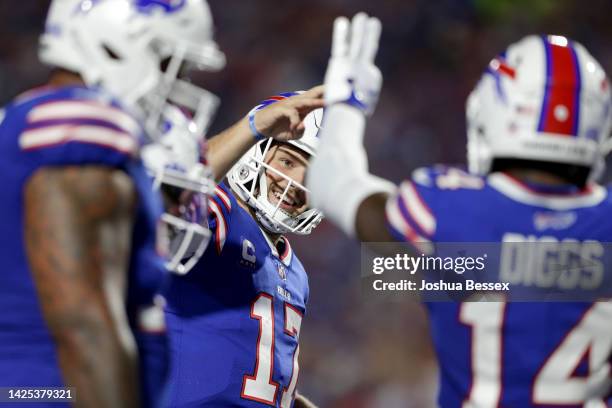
{"left": 235, "top": 197, "right": 284, "bottom": 245}
{"left": 265, "top": 231, "right": 283, "bottom": 246}
{"left": 503, "top": 168, "right": 575, "bottom": 187}
{"left": 47, "top": 69, "right": 86, "bottom": 88}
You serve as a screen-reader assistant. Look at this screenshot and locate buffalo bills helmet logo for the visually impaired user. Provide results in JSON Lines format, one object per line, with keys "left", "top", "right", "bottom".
{"left": 134, "top": 0, "right": 186, "bottom": 14}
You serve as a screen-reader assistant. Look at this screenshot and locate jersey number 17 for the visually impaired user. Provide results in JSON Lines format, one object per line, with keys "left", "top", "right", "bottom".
{"left": 241, "top": 293, "right": 302, "bottom": 407}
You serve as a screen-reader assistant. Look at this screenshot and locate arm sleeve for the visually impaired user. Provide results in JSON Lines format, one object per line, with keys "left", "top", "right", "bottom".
{"left": 18, "top": 97, "right": 144, "bottom": 168}
{"left": 207, "top": 183, "right": 234, "bottom": 254}
{"left": 385, "top": 168, "right": 439, "bottom": 254}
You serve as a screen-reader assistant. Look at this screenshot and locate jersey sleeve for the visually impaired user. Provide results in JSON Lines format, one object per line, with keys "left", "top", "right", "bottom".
{"left": 207, "top": 183, "right": 234, "bottom": 254}
{"left": 17, "top": 95, "right": 144, "bottom": 168}
{"left": 385, "top": 174, "right": 437, "bottom": 253}
{"left": 385, "top": 166, "right": 486, "bottom": 249}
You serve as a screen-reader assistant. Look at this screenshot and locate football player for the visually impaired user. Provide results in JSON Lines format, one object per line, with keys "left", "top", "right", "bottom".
{"left": 143, "top": 86, "right": 325, "bottom": 275}
{"left": 308, "top": 14, "right": 612, "bottom": 407}
{"left": 163, "top": 92, "right": 323, "bottom": 407}
{"left": 0, "top": 0, "right": 223, "bottom": 407}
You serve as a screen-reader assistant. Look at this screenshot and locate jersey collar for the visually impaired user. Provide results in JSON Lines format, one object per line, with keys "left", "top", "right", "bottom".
{"left": 260, "top": 229, "right": 293, "bottom": 266}
{"left": 488, "top": 172, "right": 606, "bottom": 210}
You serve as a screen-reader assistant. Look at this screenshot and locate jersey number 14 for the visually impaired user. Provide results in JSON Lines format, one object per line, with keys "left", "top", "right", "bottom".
{"left": 460, "top": 302, "right": 612, "bottom": 407}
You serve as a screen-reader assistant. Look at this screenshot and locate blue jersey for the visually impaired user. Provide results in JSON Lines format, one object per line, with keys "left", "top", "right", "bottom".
{"left": 0, "top": 86, "right": 168, "bottom": 407}
{"left": 164, "top": 183, "right": 309, "bottom": 407}
{"left": 386, "top": 166, "right": 612, "bottom": 408}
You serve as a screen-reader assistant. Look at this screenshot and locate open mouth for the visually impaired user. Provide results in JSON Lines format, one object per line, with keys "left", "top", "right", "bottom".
{"left": 268, "top": 185, "right": 303, "bottom": 214}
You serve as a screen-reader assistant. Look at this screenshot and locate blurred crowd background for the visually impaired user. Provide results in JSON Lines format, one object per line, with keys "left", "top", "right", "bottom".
{"left": 2, "top": 1, "right": 612, "bottom": 406}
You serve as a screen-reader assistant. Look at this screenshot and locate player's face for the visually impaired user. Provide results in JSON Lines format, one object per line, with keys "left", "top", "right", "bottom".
{"left": 263, "top": 144, "right": 309, "bottom": 216}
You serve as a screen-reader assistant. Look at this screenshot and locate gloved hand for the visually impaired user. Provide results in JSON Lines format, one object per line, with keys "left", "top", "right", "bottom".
{"left": 323, "top": 12, "right": 382, "bottom": 116}
{"left": 306, "top": 12, "right": 395, "bottom": 237}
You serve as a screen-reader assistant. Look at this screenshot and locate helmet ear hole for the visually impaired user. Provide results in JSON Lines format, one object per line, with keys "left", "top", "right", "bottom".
{"left": 102, "top": 44, "right": 121, "bottom": 60}
{"left": 159, "top": 56, "right": 172, "bottom": 72}
{"left": 238, "top": 165, "right": 250, "bottom": 181}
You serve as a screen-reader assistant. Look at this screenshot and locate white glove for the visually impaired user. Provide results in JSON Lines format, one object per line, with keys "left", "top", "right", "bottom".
{"left": 307, "top": 12, "right": 395, "bottom": 237}
{"left": 324, "top": 13, "right": 382, "bottom": 116}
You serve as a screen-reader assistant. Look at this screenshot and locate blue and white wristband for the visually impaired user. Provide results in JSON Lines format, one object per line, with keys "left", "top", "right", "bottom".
{"left": 248, "top": 108, "right": 267, "bottom": 141}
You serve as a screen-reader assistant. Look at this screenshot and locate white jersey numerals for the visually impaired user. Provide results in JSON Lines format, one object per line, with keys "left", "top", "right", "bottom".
{"left": 241, "top": 294, "right": 278, "bottom": 404}
{"left": 280, "top": 305, "right": 303, "bottom": 408}
{"left": 460, "top": 302, "right": 612, "bottom": 408}
{"left": 241, "top": 294, "right": 303, "bottom": 407}
{"left": 460, "top": 302, "right": 505, "bottom": 408}
{"left": 532, "top": 303, "right": 612, "bottom": 406}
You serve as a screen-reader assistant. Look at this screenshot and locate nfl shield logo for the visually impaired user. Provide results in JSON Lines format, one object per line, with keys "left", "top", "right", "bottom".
{"left": 276, "top": 262, "right": 287, "bottom": 281}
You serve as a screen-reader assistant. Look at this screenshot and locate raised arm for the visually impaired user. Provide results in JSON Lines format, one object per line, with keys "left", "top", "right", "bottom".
{"left": 207, "top": 86, "right": 324, "bottom": 182}
{"left": 24, "top": 166, "right": 139, "bottom": 408}
{"left": 307, "top": 14, "right": 397, "bottom": 242}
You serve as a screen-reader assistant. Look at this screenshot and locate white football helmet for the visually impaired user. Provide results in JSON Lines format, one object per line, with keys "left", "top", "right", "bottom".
{"left": 467, "top": 35, "right": 612, "bottom": 180}
{"left": 39, "top": 0, "right": 225, "bottom": 139}
{"left": 142, "top": 105, "right": 214, "bottom": 274}
{"left": 228, "top": 95, "right": 324, "bottom": 235}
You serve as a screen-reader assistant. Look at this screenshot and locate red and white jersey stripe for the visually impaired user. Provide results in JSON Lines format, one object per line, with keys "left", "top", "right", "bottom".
{"left": 214, "top": 185, "right": 232, "bottom": 212}
{"left": 398, "top": 181, "right": 437, "bottom": 237}
{"left": 386, "top": 191, "right": 434, "bottom": 254}
{"left": 18, "top": 99, "right": 141, "bottom": 155}
{"left": 20, "top": 125, "right": 138, "bottom": 154}
{"left": 208, "top": 199, "right": 228, "bottom": 254}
